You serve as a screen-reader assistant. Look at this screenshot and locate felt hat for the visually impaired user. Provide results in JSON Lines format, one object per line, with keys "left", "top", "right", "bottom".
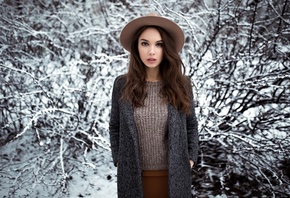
{"left": 120, "top": 12, "right": 184, "bottom": 52}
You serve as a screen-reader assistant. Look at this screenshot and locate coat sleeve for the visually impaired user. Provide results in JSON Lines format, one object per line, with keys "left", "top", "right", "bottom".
{"left": 109, "top": 75, "right": 123, "bottom": 167}
{"left": 186, "top": 78, "right": 199, "bottom": 165}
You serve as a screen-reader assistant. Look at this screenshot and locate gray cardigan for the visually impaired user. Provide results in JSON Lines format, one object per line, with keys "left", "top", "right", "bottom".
{"left": 109, "top": 75, "right": 199, "bottom": 198}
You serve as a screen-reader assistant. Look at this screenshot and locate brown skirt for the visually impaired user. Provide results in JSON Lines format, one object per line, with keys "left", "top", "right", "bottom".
{"left": 142, "top": 170, "right": 168, "bottom": 198}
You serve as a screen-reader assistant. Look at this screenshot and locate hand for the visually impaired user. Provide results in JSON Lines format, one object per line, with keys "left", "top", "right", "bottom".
{"left": 189, "top": 160, "right": 194, "bottom": 169}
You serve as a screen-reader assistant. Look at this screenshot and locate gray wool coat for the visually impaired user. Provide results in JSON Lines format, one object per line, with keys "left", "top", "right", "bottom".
{"left": 109, "top": 75, "right": 199, "bottom": 198}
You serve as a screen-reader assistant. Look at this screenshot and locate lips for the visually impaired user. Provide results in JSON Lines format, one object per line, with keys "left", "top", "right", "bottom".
{"left": 147, "top": 58, "right": 156, "bottom": 63}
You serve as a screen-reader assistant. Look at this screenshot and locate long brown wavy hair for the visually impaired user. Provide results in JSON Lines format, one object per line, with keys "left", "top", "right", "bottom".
{"left": 122, "top": 26, "right": 192, "bottom": 114}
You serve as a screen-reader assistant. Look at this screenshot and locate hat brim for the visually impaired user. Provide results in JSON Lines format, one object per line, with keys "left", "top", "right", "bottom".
{"left": 120, "top": 15, "right": 184, "bottom": 53}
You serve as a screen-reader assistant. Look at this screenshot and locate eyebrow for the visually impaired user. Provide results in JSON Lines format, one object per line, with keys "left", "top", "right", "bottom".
{"left": 140, "top": 39, "right": 163, "bottom": 43}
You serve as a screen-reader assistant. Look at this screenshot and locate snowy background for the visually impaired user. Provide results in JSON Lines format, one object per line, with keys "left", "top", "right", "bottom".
{"left": 0, "top": 0, "right": 290, "bottom": 197}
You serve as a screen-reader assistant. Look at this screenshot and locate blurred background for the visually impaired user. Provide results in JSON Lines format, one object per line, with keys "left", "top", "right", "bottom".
{"left": 0, "top": 0, "right": 289, "bottom": 197}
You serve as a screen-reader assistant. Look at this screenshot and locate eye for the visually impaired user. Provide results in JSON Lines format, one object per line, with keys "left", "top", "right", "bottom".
{"left": 156, "top": 42, "right": 163, "bottom": 47}
{"left": 141, "top": 42, "right": 148, "bottom": 46}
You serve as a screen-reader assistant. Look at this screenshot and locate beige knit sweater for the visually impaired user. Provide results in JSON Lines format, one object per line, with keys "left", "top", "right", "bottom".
{"left": 134, "top": 81, "right": 168, "bottom": 170}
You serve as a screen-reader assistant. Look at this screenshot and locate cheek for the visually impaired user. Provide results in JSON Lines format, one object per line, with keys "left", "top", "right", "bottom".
{"left": 138, "top": 48, "right": 146, "bottom": 58}
{"left": 159, "top": 49, "right": 164, "bottom": 59}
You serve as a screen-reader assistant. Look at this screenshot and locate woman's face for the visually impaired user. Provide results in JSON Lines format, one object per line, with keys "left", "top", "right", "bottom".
{"left": 138, "top": 27, "right": 164, "bottom": 69}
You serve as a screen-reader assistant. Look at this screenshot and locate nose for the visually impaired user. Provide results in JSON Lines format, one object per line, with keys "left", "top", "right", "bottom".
{"left": 149, "top": 45, "right": 155, "bottom": 55}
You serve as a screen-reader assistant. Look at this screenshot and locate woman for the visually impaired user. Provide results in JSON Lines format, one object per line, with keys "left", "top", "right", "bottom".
{"left": 109, "top": 13, "right": 199, "bottom": 198}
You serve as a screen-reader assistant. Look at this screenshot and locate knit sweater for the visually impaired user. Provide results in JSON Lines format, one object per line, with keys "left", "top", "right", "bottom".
{"left": 134, "top": 81, "right": 168, "bottom": 170}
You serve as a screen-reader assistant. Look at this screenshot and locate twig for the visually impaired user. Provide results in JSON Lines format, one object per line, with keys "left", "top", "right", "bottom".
{"left": 60, "top": 138, "right": 68, "bottom": 191}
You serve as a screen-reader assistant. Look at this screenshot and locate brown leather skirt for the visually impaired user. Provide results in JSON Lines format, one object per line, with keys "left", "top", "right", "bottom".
{"left": 142, "top": 170, "right": 168, "bottom": 198}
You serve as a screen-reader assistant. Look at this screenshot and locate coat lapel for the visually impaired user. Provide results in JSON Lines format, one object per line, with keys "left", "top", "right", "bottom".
{"left": 122, "top": 101, "right": 140, "bottom": 150}
{"left": 168, "top": 104, "right": 180, "bottom": 139}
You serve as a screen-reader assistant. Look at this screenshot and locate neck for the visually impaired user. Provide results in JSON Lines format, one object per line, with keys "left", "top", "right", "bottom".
{"left": 146, "top": 68, "right": 161, "bottom": 82}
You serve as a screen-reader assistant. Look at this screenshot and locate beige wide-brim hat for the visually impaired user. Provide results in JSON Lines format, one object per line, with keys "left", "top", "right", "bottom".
{"left": 120, "top": 13, "right": 184, "bottom": 53}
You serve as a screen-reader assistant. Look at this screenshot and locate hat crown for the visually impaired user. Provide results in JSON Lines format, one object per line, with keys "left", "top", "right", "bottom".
{"left": 120, "top": 13, "right": 184, "bottom": 52}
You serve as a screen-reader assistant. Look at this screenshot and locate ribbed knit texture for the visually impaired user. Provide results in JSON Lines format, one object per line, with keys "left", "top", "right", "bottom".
{"left": 134, "top": 81, "right": 168, "bottom": 170}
